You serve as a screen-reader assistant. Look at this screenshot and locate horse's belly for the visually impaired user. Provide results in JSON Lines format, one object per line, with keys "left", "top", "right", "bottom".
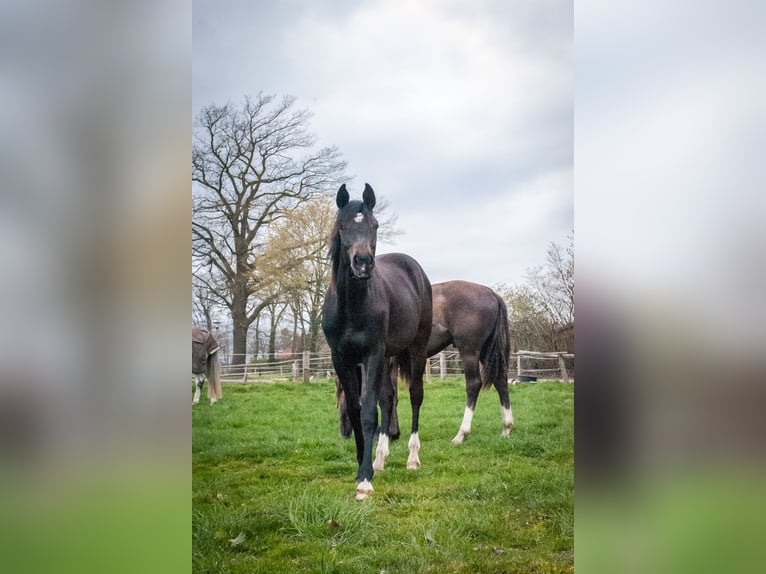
{"left": 385, "top": 322, "right": 419, "bottom": 355}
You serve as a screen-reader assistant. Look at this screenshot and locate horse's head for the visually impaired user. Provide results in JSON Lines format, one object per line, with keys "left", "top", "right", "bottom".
{"left": 331, "top": 183, "right": 379, "bottom": 280}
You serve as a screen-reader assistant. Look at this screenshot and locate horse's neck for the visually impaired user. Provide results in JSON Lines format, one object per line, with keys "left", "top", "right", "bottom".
{"left": 335, "top": 267, "right": 371, "bottom": 315}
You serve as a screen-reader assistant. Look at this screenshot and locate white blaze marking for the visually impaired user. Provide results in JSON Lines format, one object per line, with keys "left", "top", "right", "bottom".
{"left": 451, "top": 406, "right": 474, "bottom": 444}
{"left": 354, "top": 212, "right": 364, "bottom": 223}
{"left": 374, "top": 434, "right": 390, "bottom": 471}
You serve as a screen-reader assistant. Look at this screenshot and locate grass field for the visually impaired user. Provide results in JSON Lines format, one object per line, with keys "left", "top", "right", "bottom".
{"left": 192, "top": 377, "right": 573, "bottom": 573}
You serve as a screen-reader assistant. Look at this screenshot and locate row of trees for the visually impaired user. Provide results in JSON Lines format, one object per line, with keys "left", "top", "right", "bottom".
{"left": 192, "top": 94, "right": 574, "bottom": 367}
{"left": 192, "top": 94, "right": 347, "bottom": 366}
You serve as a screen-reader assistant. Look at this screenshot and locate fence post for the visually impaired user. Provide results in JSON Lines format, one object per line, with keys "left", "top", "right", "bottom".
{"left": 242, "top": 362, "right": 248, "bottom": 383}
{"left": 557, "top": 354, "right": 570, "bottom": 383}
{"left": 439, "top": 351, "right": 446, "bottom": 379}
{"left": 426, "top": 357, "right": 432, "bottom": 384}
{"left": 517, "top": 354, "right": 522, "bottom": 379}
{"left": 302, "top": 351, "right": 310, "bottom": 384}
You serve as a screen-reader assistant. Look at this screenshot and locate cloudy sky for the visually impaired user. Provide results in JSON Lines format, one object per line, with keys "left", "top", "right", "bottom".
{"left": 193, "top": 0, "right": 572, "bottom": 288}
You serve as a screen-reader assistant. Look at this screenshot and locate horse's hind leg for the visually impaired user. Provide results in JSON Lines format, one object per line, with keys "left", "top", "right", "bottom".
{"left": 406, "top": 353, "right": 427, "bottom": 469}
{"left": 192, "top": 375, "right": 204, "bottom": 405}
{"left": 493, "top": 377, "right": 514, "bottom": 437}
{"left": 452, "top": 351, "right": 481, "bottom": 444}
{"left": 387, "top": 358, "right": 400, "bottom": 440}
{"left": 374, "top": 360, "right": 394, "bottom": 472}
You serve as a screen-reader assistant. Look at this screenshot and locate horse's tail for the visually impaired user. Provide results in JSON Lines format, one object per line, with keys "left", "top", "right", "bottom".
{"left": 479, "top": 293, "right": 510, "bottom": 389}
{"left": 206, "top": 351, "right": 222, "bottom": 400}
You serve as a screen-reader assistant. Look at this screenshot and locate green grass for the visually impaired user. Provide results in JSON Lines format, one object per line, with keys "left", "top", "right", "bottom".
{"left": 193, "top": 378, "right": 573, "bottom": 573}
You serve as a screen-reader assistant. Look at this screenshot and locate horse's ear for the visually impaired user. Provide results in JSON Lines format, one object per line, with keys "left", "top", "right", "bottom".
{"left": 336, "top": 184, "right": 349, "bottom": 208}
{"left": 362, "top": 183, "right": 376, "bottom": 210}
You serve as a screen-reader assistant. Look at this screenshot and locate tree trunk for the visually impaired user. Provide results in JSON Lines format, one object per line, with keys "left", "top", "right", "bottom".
{"left": 291, "top": 311, "right": 299, "bottom": 353}
{"left": 253, "top": 314, "right": 261, "bottom": 358}
{"left": 308, "top": 317, "right": 321, "bottom": 353}
{"left": 231, "top": 319, "right": 248, "bottom": 368}
{"left": 268, "top": 327, "right": 277, "bottom": 362}
{"left": 230, "top": 293, "right": 248, "bottom": 368}
{"left": 201, "top": 303, "right": 213, "bottom": 332}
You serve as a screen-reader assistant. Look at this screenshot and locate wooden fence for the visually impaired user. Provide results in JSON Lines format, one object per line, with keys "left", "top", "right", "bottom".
{"left": 213, "top": 349, "right": 573, "bottom": 384}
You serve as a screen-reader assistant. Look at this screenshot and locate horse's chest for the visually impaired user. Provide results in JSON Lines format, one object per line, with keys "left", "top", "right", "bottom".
{"left": 338, "top": 318, "right": 381, "bottom": 353}
{"left": 322, "top": 290, "right": 385, "bottom": 354}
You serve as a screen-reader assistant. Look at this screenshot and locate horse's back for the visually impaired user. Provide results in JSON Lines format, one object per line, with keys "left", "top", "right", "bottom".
{"left": 432, "top": 280, "right": 499, "bottom": 349}
{"left": 377, "top": 253, "right": 430, "bottom": 294}
{"left": 192, "top": 327, "right": 219, "bottom": 374}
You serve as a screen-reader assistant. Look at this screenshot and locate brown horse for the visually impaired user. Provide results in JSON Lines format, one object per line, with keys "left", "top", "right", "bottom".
{"left": 429, "top": 280, "right": 513, "bottom": 443}
{"left": 322, "top": 184, "right": 432, "bottom": 500}
{"left": 192, "top": 327, "right": 222, "bottom": 405}
{"left": 337, "top": 280, "right": 513, "bottom": 443}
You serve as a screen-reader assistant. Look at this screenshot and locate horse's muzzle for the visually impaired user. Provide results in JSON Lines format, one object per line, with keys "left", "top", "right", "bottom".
{"left": 351, "top": 254, "right": 374, "bottom": 279}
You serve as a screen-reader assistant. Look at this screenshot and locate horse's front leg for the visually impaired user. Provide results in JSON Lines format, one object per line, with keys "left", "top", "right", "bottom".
{"left": 356, "top": 348, "right": 386, "bottom": 500}
{"left": 332, "top": 355, "right": 365, "bottom": 468}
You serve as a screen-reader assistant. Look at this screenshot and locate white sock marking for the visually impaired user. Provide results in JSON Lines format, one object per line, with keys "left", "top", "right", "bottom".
{"left": 356, "top": 479, "right": 374, "bottom": 501}
{"left": 451, "top": 406, "right": 474, "bottom": 444}
{"left": 373, "top": 434, "right": 390, "bottom": 471}
{"left": 501, "top": 405, "right": 514, "bottom": 436}
{"left": 407, "top": 432, "right": 421, "bottom": 469}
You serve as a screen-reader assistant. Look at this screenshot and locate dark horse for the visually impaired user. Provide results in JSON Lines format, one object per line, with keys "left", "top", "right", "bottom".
{"left": 192, "top": 327, "right": 222, "bottom": 405}
{"left": 337, "top": 280, "right": 513, "bottom": 443}
{"left": 322, "top": 183, "right": 432, "bottom": 500}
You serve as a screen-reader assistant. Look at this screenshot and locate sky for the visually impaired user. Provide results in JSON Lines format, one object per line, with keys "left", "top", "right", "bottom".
{"left": 193, "top": 0, "right": 573, "bottom": 288}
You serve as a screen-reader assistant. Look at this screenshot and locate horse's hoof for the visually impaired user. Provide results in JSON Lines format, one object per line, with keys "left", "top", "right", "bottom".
{"left": 451, "top": 435, "right": 465, "bottom": 445}
{"left": 355, "top": 479, "right": 373, "bottom": 501}
{"left": 406, "top": 460, "right": 421, "bottom": 470}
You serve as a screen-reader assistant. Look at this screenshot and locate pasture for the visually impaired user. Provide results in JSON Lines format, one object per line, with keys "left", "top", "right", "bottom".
{"left": 192, "top": 377, "right": 573, "bottom": 573}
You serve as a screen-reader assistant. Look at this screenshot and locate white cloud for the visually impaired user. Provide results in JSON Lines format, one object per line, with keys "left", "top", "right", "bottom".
{"left": 389, "top": 167, "right": 573, "bottom": 286}
{"left": 194, "top": 0, "right": 573, "bottom": 289}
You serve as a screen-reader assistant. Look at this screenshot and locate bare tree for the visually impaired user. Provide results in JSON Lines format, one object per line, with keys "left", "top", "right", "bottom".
{"left": 524, "top": 234, "right": 574, "bottom": 328}
{"left": 192, "top": 280, "right": 215, "bottom": 331}
{"left": 192, "top": 94, "right": 348, "bottom": 366}
{"left": 500, "top": 232, "right": 574, "bottom": 352}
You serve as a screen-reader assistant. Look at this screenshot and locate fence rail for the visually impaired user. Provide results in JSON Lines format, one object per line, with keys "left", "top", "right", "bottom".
{"left": 211, "top": 349, "right": 573, "bottom": 384}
